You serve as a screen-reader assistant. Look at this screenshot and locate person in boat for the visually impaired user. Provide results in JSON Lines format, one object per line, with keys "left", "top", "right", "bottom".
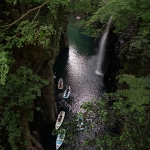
{"left": 58, "top": 116, "right": 62, "bottom": 122}
{"left": 78, "top": 124, "right": 83, "bottom": 129}
{"left": 59, "top": 82, "right": 61, "bottom": 87}
{"left": 58, "top": 113, "right": 63, "bottom": 122}
{"left": 78, "top": 117, "right": 84, "bottom": 129}
{"left": 79, "top": 117, "right": 82, "bottom": 123}
{"left": 59, "top": 81, "right": 62, "bottom": 88}
{"left": 65, "top": 86, "right": 69, "bottom": 96}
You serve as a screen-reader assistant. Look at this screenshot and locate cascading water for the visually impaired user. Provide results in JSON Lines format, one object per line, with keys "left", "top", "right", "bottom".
{"left": 95, "top": 16, "right": 113, "bottom": 76}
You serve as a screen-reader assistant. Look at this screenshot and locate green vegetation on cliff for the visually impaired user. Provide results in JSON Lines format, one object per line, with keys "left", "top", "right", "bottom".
{"left": 68, "top": 0, "right": 150, "bottom": 149}
{"left": 0, "top": 66, "right": 48, "bottom": 149}
{"left": 79, "top": 74, "right": 150, "bottom": 149}
{"left": 73, "top": 0, "right": 150, "bottom": 76}
{"left": 0, "top": 0, "right": 70, "bottom": 149}
{"left": 0, "top": 0, "right": 70, "bottom": 83}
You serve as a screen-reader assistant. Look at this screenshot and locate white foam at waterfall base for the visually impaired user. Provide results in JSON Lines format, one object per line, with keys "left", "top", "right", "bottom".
{"left": 95, "top": 70, "right": 103, "bottom": 76}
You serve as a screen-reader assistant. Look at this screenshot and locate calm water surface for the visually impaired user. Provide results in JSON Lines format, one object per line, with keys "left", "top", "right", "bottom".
{"left": 54, "top": 24, "right": 105, "bottom": 112}
{"left": 43, "top": 24, "right": 105, "bottom": 150}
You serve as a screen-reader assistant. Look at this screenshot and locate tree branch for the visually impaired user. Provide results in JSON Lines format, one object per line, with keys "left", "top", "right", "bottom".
{"left": 32, "top": 7, "right": 41, "bottom": 22}
{"left": 1, "top": 0, "right": 50, "bottom": 31}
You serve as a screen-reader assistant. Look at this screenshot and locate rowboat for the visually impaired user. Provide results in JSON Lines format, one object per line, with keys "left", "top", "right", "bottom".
{"left": 56, "top": 129, "right": 66, "bottom": 150}
{"left": 58, "top": 78, "right": 63, "bottom": 89}
{"left": 55, "top": 111, "right": 65, "bottom": 130}
{"left": 77, "top": 116, "right": 84, "bottom": 131}
{"left": 77, "top": 117, "right": 84, "bottom": 131}
{"left": 63, "top": 86, "right": 70, "bottom": 99}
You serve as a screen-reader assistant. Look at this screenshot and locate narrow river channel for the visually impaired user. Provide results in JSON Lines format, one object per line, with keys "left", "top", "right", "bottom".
{"left": 42, "top": 23, "right": 106, "bottom": 150}
{"left": 54, "top": 23, "right": 105, "bottom": 112}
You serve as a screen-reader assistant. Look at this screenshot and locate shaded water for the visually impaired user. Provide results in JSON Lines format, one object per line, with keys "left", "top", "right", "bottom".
{"left": 42, "top": 23, "right": 107, "bottom": 150}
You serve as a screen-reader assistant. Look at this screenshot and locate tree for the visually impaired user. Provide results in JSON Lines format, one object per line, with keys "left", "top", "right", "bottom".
{"left": 76, "top": 0, "right": 150, "bottom": 35}
{"left": 0, "top": 66, "right": 48, "bottom": 150}
{"left": 0, "top": 0, "right": 71, "bottom": 149}
{"left": 0, "top": 0, "right": 70, "bottom": 84}
{"left": 70, "top": 0, "right": 150, "bottom": 76}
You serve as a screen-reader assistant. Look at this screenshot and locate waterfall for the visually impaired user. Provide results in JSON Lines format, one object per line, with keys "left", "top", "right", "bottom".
{"left": 95, "top": 16, "right": 112, "bottom": 76}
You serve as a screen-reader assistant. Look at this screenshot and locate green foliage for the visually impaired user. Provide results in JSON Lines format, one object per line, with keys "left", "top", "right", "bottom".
{"left": 48, "top": 0, "right": 70, "bottom": 8}
{"left": 79, "top": 74, "right": 150, "bottom": 150}
{"left": 71, "top": 0, "right": 150, "bottom": 40}
{"left": 119, "top": 31, "right": 150, "bottom": 76}
{"left": 6, "top": 0, "right": 44, "bottom": 4}
{"left": 0, "top": 146, "right": 5, "bottom": 150}
{"left": 0, "top": 0, "right": 70, "bottom": 95}
{"left": 0, "top": 66, "right": 48, "bottom": 150}
{"left": 117, "top": 74, "right": 150, "bottom": 113}
{"left": 86, "top": 0, "right": 150, "bottom": 32}
{"left": 2, "top": 20, "right": 56, "bottom": 49}
{"left": 0, "top": 51, "right": 13, "bottom": 85}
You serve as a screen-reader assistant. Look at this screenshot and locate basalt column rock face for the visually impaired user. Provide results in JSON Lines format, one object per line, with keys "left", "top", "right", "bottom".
{"left": 37, "top": 59, "right": 57, "bottom": 124}
{"left": 28, "top": 29, "right": 69, "bottom": 149}
{"left": 32, "top": 29, "right": 69, "bottom": 126}
{"left": 59, "top": 31, "right": 69, "bottom": 53}
{"left": 103, "top": 27, "right": 119, "bottom": 92}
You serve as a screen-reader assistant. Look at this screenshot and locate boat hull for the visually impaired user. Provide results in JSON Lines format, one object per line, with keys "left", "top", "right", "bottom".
{"left": 56, "top": 129, "right": 66, "bottom": 150}
{"left": 55, "top": 111, "right": 65, "bottom": 130}
{"left": 63, "top": 86, "right": 70, "bottom": 99}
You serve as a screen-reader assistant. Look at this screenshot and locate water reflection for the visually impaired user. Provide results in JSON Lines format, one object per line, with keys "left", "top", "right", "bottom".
{"left": 53, "top": 23, "right": 105, "bottom": 149}
{"left": 67, "top": 23, "right": 96, "bottom": 56}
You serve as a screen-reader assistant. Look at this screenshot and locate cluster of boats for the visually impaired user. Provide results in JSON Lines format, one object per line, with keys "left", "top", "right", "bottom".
{"left": 55, "top": 111, "right": 85, "bottom": 149}
{"left": 58, "top": 78, "right": 71, "bottom": 99}
{"left": 55, "top": 78, "right": 85, "bottom": 149}
{"left": 55, "top": 111, "right": 66, "bottom": 150}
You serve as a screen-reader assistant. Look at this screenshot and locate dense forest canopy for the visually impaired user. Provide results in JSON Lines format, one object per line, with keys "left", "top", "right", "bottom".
{"left": 0, "top": 0, "right": 150, "bottom": 150}
{"left": 0, "top": 0, "right": 71, "bottom": 149}
{"left": 0, "top": 0, "right": 70, "bottom": 84}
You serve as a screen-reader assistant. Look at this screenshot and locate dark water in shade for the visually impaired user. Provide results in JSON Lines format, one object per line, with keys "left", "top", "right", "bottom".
{"left": 42, "top": 23, "right": 106, "bottom": 150}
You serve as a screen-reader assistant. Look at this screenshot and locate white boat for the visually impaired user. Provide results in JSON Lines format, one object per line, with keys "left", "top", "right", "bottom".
{"left": 58, "top": 78, "right": 63, "bottom": 89}
{"left": 63, "top": 86, "right": 70, "bottom": 99}
{"left": 55, "top": 111, "right": 65, "bottom": 130}
{"left": 56, "top": 129, "right": 66, "bottom": 150}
